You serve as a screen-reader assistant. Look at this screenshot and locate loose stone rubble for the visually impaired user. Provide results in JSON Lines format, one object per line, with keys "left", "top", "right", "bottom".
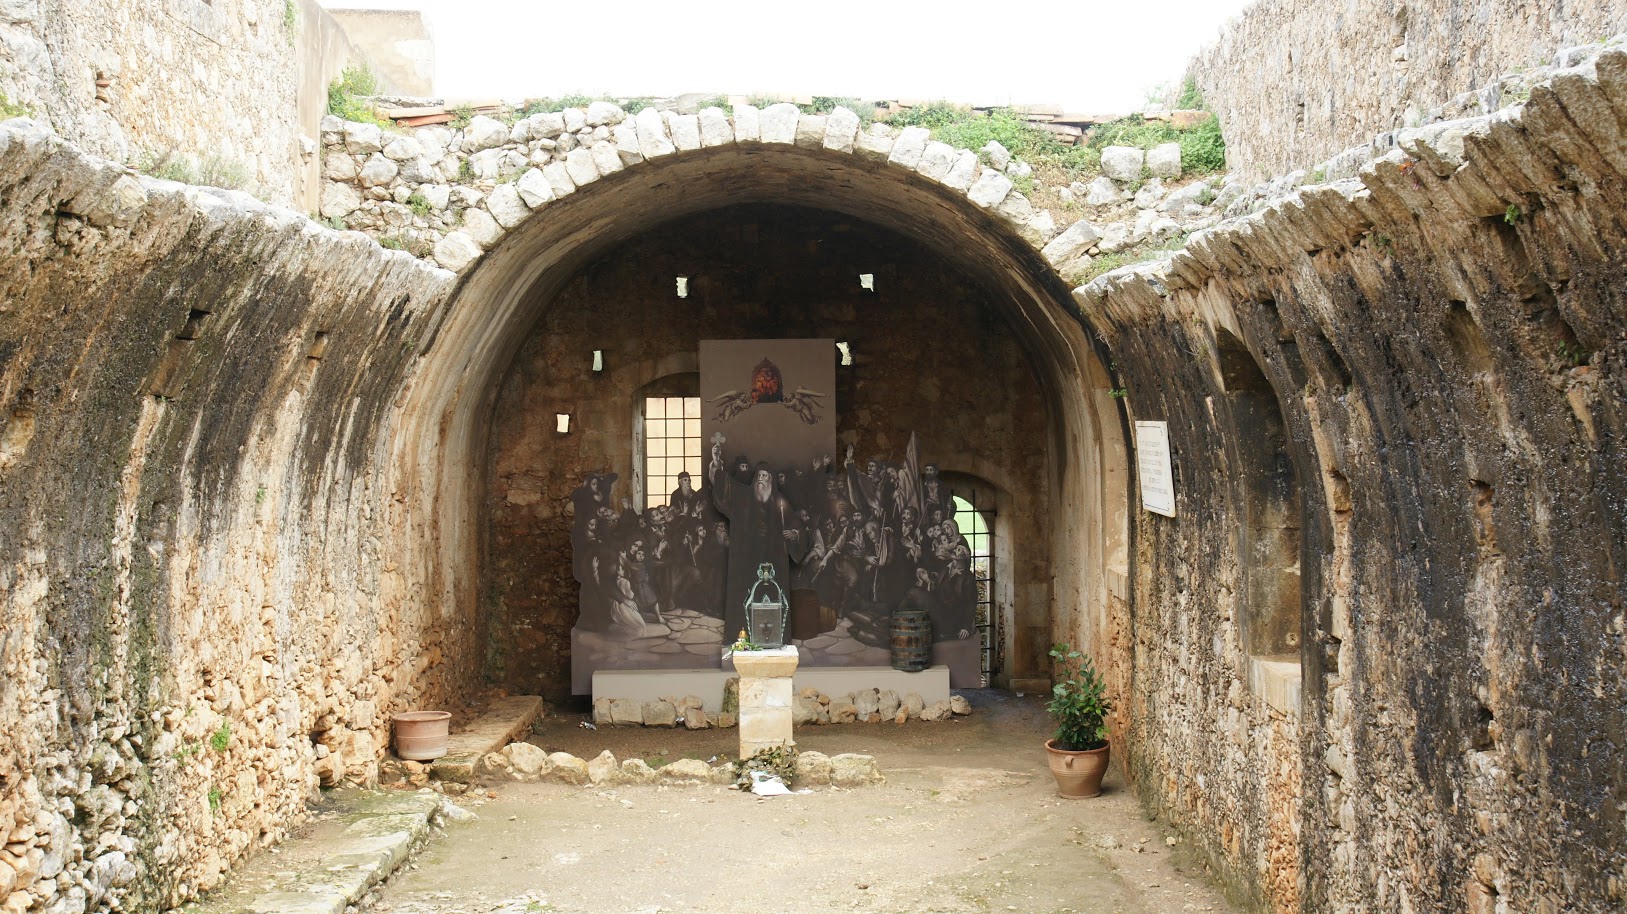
{"left": 461, "top": 744, "right": 883, "bottom": 790}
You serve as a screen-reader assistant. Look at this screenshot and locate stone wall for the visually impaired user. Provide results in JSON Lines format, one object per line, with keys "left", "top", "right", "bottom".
{"left": 0, "top": 120, "right": 465, "bottom": 911}
{"left": 1, "top": 29, "right": 1623, "bottom": 914}
{"left": 1191, "top": 0, "right": 1627, "bottom": 178}
{"left": 0, "top": 0, "right": 394, "bottom": 209}
{"left": 483, "top": 205, "right": 1054, "bottom": 701}
{"left": 1080, "top": 43, "right": 1626, "bottom": 912}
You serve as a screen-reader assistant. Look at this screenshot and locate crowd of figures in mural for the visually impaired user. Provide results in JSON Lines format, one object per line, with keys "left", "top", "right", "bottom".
{"left": 568, "top": 432, "right": 981, "bottom": 690}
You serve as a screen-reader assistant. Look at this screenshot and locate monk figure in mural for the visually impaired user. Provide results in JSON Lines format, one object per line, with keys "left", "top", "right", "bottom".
{"left": 709, "top": 434, "right": 808, "bottom": 638}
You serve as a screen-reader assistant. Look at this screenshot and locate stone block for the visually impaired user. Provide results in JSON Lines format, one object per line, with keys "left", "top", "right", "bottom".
{"left": 432, "top": 232, "right": 480, "bottom": 271}
{"left": 878, "top": 690, "right": 899, "bottom": 720}
{"left": 609, "top": 698, "right": 642, "bottom": 727}
{"left": 464, "top": 115, "right": 510, "bottom": 151}
{"left": 683, "top": 707, "right": 710, "bottom": 729}
{"left": 980, "top": 140, "right": 1011, "bottom": 170}
{"left": 564, "top": 148, "right": 599, "bottom": 187}
{"left": 658, "top": 758, "right": 712, "bottom": 784}
{"left": 462, "top": 207, "right": 501, "bottom": 247}
{"left": 829, "top": 754, "right": 884, "bottom": 787}
{"left": 1100, "top": 145, "right": 1144, "bottom": 182}
{"left": 732, "top": 104, "right": 761, "bottom": 142}
{"left": 715, "top": 711, "right": 737, "bottom": 729}
{"left": 546, "top": 753, "right": 590, "bottom": 785}
{"left": 793, "top": 750, "right": 833, "bottom": 786}
{"left": 759, "top": 103, "right": 800, "bottom": 143}
{"left": 634, "top": 107, "right": 676, "bottom": 159}
{"left": 516, "top": 168, "right": 555, "bottom": 208}
{"left": 1147, "top": 142, "right": 1182, "bottom": 178}
{"left": 485, "top": 184, "right": 529, "bottom": 229}
{"left": 854, "top": 126, "right": 895, "bottom": 161}
{"left": 643, "top": 699, "right": 677, "bottom": 728}
{"left": 358, "top": 154, "right": 398, "bottom": 188}
{"left": 620, "top": 758, "right": 657, "bottom": 784}
{"left": 967, "top": 169, "right": 1012, "bottom": 209}
{"left": 1042, "top": 219, "right": 1104, "bottom": 265}
{"left": 793, "top": 113, "right": 827, "bottom": 148}
{"left": 829, "top": 702, "right": 858, "bottom": 724}
{"left": 792, "top": 695, "right": 820, "bottom": 725}
{"left": 949, "top": 695, "right": 973, "bottom": 715}
{"left": 585, "top": 101, "right": 624, "bottom": 126}
{"left": 920, "top": 700, "right": 952, "bottom": 721}
{"left": 502, "top": 742, "right": 553, "bottom": 779}
{"left": 903, "top": 692, "right": 925, "bottom": 718}
{"left": 698, "top": 107, "right": 733, "bottom": 147}
{"left": 944, "top": 150, "right": 980, "bottom": 190}
{"left": 916, "top": 141, "right": 957, "bottom": 181}
{"left": 887, "top": 126, "right": 930, "bottom": 168}
{"left": 740, "top": 677, "right": 793, "bottom": 709}
{"left": 587, "top": 750, "right": 621, "bottom": 785}
{"left": 563, "top": 108, "right": 587, "bottom": 132}
{"left": 543, "top": 161, "right": 576, "bottom": 198}
{"left": 1084, "top": 176, "right": 1126, "bottom": 206}
{"left": 344, "top": 121, "right": 383, "bottom": 154}
{"left": 666, "top": 112, "right": 701, "bottom": 151}
{"left": 823, "top": 106, "right": 860, "bottom": 152}
{"left": 613, "top": 120, "right": 644, "bottom": 165}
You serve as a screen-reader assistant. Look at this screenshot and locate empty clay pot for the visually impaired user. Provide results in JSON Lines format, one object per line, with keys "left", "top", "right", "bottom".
{"left": 393, "top": 710, "right": 451, "bottom": 760}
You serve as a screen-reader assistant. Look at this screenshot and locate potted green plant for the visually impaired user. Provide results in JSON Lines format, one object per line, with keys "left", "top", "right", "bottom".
{"left": 1045, "top": 643, "right": 1112, "bottom": 798}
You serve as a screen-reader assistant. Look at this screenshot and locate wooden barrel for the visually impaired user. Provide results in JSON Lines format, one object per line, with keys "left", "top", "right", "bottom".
{"left": 890, "top": 608, "right": 933, "bottom": 672}
{"left": 790, "top": 588, "right": 823, "bottom": 641}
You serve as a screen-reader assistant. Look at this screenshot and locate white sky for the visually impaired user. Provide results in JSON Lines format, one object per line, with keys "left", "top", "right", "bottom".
{"left": 324, "top": 0, "right": 1256, "bottom": 112}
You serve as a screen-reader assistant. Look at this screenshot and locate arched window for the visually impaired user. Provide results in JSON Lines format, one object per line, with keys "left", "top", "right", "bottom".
{"left": 952, "top": 492, "right": 999, "bottom": 684}
{"left": 641, "top": 396, "right": 701, "bottom": 508}
{"left": 635, "top": 373, "right": 701, "bottom": 509}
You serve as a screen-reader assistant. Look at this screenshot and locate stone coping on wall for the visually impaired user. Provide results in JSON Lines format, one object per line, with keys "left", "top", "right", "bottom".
{"left": 1073, "top": 40, "right": 1627, "bottom": 338}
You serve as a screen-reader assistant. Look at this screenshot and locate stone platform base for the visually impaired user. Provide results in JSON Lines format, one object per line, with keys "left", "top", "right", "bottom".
{"left": 593, "top": 665, "right": 951, "bottom": 712}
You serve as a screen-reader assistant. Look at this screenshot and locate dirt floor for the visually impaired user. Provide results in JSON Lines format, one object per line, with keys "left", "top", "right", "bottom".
{"left": 370, "top": 691, "right": 1241, "bottom": 914}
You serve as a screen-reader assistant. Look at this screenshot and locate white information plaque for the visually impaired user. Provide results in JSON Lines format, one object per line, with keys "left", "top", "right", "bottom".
{"left": 1134, "top": 421, "right": 1175, "bottom": 517}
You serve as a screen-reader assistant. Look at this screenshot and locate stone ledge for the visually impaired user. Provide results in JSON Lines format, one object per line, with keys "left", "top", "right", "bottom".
{"left": 425, "top": 694, "right": 546, "bottom": 783}
{"left": 1249, "top": 658, "right": 1302, "bottom": 719}
{"left": 191, "top": 790, "right": 447, "bottom": 914}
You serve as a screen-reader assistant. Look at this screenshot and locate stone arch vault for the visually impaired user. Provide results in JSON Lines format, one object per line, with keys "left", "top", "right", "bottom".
{"left": 393, "top": 127, "right": 1134, "bottom": 694}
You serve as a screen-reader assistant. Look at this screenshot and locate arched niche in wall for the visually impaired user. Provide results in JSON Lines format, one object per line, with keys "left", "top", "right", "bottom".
{"left": 1215, "top": 327, "right": 1303, "bottom": 665}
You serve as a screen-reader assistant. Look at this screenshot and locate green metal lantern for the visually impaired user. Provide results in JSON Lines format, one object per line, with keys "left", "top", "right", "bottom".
{"left": 744, "top": 562, "right": 789, "bottom": 649}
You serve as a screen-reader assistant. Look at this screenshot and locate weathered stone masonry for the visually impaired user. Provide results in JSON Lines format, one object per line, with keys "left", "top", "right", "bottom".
{"left": 1081, "top": 47, "right": 1626, "bottom": 912}
{"left": 0, "top": 123, "right": 460, "bottom": 911}
{"left": 0, "top": 25, "right": 1623, "bottom": 914}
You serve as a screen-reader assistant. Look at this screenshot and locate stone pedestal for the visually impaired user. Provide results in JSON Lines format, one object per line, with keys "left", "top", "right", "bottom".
{"left": 731, "top": 646, "right": 799, "bottom": 758}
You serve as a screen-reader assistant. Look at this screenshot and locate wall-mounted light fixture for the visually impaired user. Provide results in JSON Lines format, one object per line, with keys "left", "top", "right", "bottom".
{"left": 676, "top": 276, "right": 689, "bottom": 298}
{"left": 859, "top": 273, "right": 875, "bottom": 291}
{"left": 555, "top": 414, "right": 571, "bottom": 434}
{"left": 837, "top": 341, "right": 853, "bottom": 366}
{"left": 592, "top": 350, "right": 603, "bottom": 372}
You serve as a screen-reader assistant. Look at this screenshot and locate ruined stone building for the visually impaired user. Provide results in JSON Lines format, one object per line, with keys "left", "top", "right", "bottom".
{"left": 0, "top": 0, "right": 1623, "bottom": 912}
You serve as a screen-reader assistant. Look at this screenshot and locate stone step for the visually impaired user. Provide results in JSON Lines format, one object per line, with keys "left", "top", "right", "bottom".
{"left": 427, "top": 694, "right": 546, "bottom": 783}
{"left": 188, "top": 790, "right": 448, "bottom": 914}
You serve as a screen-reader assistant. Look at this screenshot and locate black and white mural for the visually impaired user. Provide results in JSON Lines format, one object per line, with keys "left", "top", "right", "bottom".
{"left": 569, "top": 339, "right": 981, "bottom": 691}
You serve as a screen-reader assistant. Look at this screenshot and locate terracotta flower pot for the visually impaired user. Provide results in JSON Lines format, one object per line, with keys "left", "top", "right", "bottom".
{"left": 393, "top": 711, "right": 451, "bottom": 761}
{"left": 1045, "top": 738, "right": 1110, "bottom": 798}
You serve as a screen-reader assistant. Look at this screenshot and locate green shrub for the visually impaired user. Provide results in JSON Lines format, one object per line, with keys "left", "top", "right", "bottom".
{"left": 327, "top": 63, "right": 389, "bottom": 127}
{"left": 0, "top": 92, "right": 28, "bottom": 119}
{"left": 516, "top": 94, "right": 595, "bottom": 118}
{"left": 210, "top": 722, "right": 231, "bottom": 752}
{"left": 135, "top": 149, "right": 252, "bottom": 191}
{"left": 407, "top": 192, "right": 432, "bottom": 217}
{"left": 1174, "top": 75, "right": 1204, "bottom": 110}
{"left": 283, "top": 0, "right": 297, "bottom": 43}
{"left": 1047, "top": 643, "right": 1111, "bottom": 751}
